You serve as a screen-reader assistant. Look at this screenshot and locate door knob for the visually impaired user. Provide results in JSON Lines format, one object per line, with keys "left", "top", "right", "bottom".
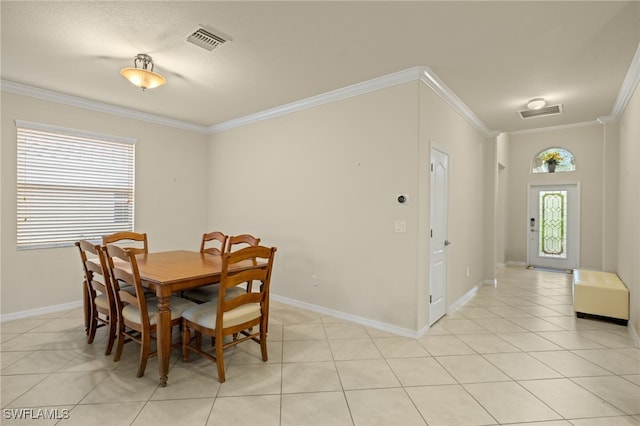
{"left": 444, "top": 240, "right": 452, "bottom": 246}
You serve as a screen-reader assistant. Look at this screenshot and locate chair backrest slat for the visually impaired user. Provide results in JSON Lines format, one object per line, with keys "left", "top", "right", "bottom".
{"left": 103, "top": 231, "right": 148, "bottom": 255}
{"left": 201, "top": 231, "right": 228, "bottom": 255}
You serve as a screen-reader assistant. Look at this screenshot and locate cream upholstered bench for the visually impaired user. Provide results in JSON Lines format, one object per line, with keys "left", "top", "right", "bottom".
{"left": 573, "top": 269, "right": 629, "bottom": 326}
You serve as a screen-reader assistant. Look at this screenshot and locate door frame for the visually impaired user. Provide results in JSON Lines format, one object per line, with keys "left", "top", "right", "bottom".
{"left": 526, "top": 182, "right": 581, "bottom": 270}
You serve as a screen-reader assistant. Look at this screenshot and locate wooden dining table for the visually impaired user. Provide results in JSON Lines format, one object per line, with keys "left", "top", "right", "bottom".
{"left": 130, "top": 250, "right": 265, "bottom": 387}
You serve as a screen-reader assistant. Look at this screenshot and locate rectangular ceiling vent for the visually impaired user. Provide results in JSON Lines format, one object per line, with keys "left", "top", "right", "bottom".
{"left": 187, "top": 27, "right": 227, "bottom": 51}
{"left": 518, "top": 104, "right": 563, "bottom": 119}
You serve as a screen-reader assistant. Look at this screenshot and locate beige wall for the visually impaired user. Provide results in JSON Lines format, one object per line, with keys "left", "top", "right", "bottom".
{"left": 208, "top": 80, "right": 489, "bottom": 333}
{"left": 507, "top": 124, "right": 607, "bottom": 269}
{"left": 616, "top": 81, "right": 639, "bottom": 333}
{"left": 1, "top": 92, "right": 210, "bottom": 316}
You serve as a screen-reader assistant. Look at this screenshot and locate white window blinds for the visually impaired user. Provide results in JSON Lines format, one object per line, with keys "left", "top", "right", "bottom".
{"left": 16, "top": 120, "right": 135, "bottom": 249}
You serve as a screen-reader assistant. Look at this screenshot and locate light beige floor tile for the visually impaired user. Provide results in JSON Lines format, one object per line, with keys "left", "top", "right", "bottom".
{"left": 520, "top": 378, "right": 624, "bottom": 418}
{"left": 132, "top": 397, "right": 214, "bottom": 426}
{"left": 0, "top": 351, "right": 32, "bottom": 370}
{"left": 150, "top": 365, "right": 220, "bottom": 400}
{"left": 464, "top": 381, "right": 562, "bottom": 423}
{"left": 529, "top": 350, "right": 613, "bottom": 377}
{"left": 1, "top": 349, "right": 81, "bottom": 375}
{"left": 483, "top": 352, "right": 563, "bottom": 380}
{"left": 282, "top": 361, "right": 342, "bottom": 393}
{"left": 569, "top": 416, "right": 640, "bottom": 425}
{"left": 226, "top": 339, "right": 283, "bottom": 365}
{"left": 328, "top": 338, "right": 382, "bottom": 360}
{"left": 496, "top": 332, "right": 564, "bottom": 351}
{"left": 216, "top": 363, "right": 282, "bottom": 397}
{"left": 422, "top": 321, "right": 451, "bottom": 336}
{"left": 406, "top": 384, "right": 496, "bottom": 426}
{"left": 623, "top": 375, "right": 640, "bottom": 386}
{"left": 536, "top": 331, "right": 605, "bottom": 350}
{"left": 29, "top": 318, "right": 84, "bottom": 333}
{"left": 572, "top": 349, "right": 640, "bottom": 374}
{"left": 387, "top": 357, "right": 456, "bottom": 386}
{"left": 617, "top": 348, "right": 640, "bottom": 360}
{"left": 0, "top": 319, "right": 49, "bottom": 334}
{"left": 515, "top": 305, "right": 567, "bottom": 317}
{"left": 504, "top": 421, "right": 572, "bottom": 426}
{"left": 64, "top": 402, "right": 144, "bottom": 425}
{"left": 435, "top": 354, "right": 511, "bottom": 383}
{"left": 456, "top": 333, "right": 520, "bottom": 353}
{"left": 281, "top": 391, "right": 352, "bottom": 426}
{"left": 472, "top": 318, "right": 529, "bottom": 333}
{"left": 572, "top": 376, "right": 640, "bottom": 415}
{"left": 577, "top": 331, "right": 639, "bottom": 348}
{"left": 455, "top": 306, "right": 500, "bottom": 319}
{"left": 487, "top": 306, "right": 534, "bottom": 318}
{"left": 372, "top": 336, "right": 430, "bottom": 358}
{"left": 7, "top": 371, "right": 109, "bottom": 407}
{"left": 335, "top": 359, "right": 400, "bottom": 390}
{"left": 346, "top": 388, "right": 426, "bottom": 425}
{"left": 0, "top": 332, "right": 73, "bottom": 351}
{"left": 283, "top": 323, "right": 327, "bottom": 340}
{"left": 323, "top": 323, "right": 369, "bottom": 339}
{"left": 419, "top": 335, "right": 476, "bottom": 356}
{"left": 208, "top": 395, "right": 281, "bottom": 426}
{"left": 437, "top": 319, "right": 490, "bottom": 334}
{"left": 282, "top": 339, "right": 333, "bottom": 362}
{"left": 80, "top": 368, "right": 159, "bottom": 403}
{"left": 0, "top": 373, "right": 48, "bottom": 408}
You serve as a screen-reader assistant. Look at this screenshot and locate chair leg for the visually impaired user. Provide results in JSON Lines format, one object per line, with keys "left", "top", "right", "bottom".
{"left": 105, "top": 315, "right": 117, "bottom": 356}
{"left": 215, "top": 335, "right": 225, "bottom": 383}
{"left": 182, "top": 321, "right": 190, "bottom": 362}
{"left": 87, "top": 306, "right": 98, "bottom": 344}
{"left": 113, "top": 324, "right": 126, "bottom": 362}
{"left": 137, "top": 332, "right": 150, "bottom": 378}
{"left": 260, "top": 325, "right": 268, "bottom": 362}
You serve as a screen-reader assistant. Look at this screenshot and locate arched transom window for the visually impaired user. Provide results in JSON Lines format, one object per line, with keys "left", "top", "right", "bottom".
{"left": 532, "top": 148, "right": 575, "bottom": 173}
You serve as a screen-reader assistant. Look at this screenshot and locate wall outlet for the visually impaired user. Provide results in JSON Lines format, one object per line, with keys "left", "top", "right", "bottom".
{"left": 312, "top": 274, "right": 318, "bottom": 286}
{"left": 466, "top": 267, "right": 470, "bottom": 277}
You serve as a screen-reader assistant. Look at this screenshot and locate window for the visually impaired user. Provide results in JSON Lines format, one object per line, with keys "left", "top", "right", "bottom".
{"left": 16, "top": 120, "right": 135, "bottom": 249}
{"left": 532, "top": 147, "right": 575, "bottom": 173}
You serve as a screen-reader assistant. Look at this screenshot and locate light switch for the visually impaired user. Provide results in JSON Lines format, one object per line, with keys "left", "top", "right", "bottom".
{"left": 394, "top": 220, "right": 407, "bottom": 233}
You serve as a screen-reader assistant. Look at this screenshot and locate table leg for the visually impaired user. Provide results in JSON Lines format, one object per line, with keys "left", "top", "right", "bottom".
{"left": 156, "top": 295, "right": 171, "bottom": 387}
{"left": 83, "top": 281, "right": 90, "bottom": 336}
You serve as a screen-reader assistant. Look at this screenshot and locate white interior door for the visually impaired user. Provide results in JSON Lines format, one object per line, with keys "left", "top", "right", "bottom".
{"left": 528, "top": 184, "right": 579, "bottom": 270}
{"left": 429, "top": 147, "right": 448, "bottom": 325}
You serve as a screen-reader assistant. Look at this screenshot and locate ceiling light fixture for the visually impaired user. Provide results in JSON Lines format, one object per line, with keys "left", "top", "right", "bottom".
{"left": 120, "top": 54, "right": 166, "bottom": 91}
{"left": 526, "top": 98, "right": 546, "bottom": 110}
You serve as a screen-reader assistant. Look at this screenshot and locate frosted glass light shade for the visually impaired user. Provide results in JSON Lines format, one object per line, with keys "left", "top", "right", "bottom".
{"left": 120, "top": 67, "right": 166, "bottom": 90}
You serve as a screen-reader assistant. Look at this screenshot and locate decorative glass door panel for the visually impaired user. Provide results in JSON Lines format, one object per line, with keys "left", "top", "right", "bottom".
{"left": 539, "top": 191, "right": 567, "bottom": 259}
{"left": 528, "top": 185, "right": 579, "bottom": 270}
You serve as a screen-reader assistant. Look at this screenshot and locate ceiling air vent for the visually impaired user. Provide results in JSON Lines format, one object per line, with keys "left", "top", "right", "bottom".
{"left": 187, "top": 27, "right": 227, "bottom": 51}
{"left": 518, "top": 104, "right": 563, "bottom": 119}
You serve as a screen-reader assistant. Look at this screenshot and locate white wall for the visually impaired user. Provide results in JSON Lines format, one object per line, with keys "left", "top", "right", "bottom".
{"left": 1, "top": 92, "right": 210, "bottom": 316}
{"left": 616, "top": 80, "right": 640, "bottom": 334}
{"left": 506, "top": 124, "right": 606, "bottom": 269}
{"left": 208, "top": 80, "right": 489, "bottom": 333}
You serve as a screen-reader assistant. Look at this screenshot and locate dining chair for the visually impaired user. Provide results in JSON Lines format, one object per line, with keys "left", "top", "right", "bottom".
{"left": 227, "top": 234, "right": 261, "bottom": 293}
{"left": 102, "top": 231, "right": 148, "bottom": 254}
{"left": 181, "top": 245, "right": 277, "bottom": 382}
{"left": 75, "top": 240, "right": 117, "bottom": 355}
{"left": 104, "top": 244, "right": 197, "bottom": 378}
{"left": 183, "top": 231, "right": 246, "bottom": 303}
{"left": 200, "top": 231, "right": 228, "bottom": 255}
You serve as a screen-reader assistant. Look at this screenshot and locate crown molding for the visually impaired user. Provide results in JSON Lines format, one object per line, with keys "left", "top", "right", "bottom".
{"left": 418, "top": 66, "right": 493, "bottom": 138}
{"left": 210, "top": 66, "right": 496, "bottom": 138}
{"left": 0, "top": 80, "right": 210, "bottom": 134}
{"left": 610, "top": 42, "right": 640, "bottom": 120}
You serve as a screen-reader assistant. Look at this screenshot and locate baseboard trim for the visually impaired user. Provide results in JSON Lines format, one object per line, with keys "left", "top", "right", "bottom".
{"left": 0, "top": 300, "right": 83, "bottom": 323}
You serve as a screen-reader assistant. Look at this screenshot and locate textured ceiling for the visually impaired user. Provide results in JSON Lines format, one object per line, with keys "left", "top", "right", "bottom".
{"left": 1, "top": 1, "right": 639, "bottom": 133}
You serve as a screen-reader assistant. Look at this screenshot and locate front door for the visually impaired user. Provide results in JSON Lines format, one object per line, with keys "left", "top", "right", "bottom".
{"left": 429, "top": 147, "right": 448, "bottom": 325}
{"left": 528, "top": 184, "right": 579, "bottom": 270}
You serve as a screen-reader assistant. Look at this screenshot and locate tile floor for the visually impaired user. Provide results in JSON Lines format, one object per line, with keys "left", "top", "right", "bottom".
{"left": 1, "top": 265, "right": 639, "bottom": 425}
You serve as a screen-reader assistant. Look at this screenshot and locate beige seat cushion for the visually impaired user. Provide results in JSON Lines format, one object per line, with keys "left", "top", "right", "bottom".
{"left": 183, "top": 284, "right": 245, "bottom": 303}
{"left": 573, "top": 270, "right": 629, "bottom": 320}
{"left": 182, "top": 300, "right": 261, "bottom": 330}
{"left": 94, "top": 293, "right": 110, "bottom": 310}
{"left": 122, "top": 296, "right": 197, "bottom": 325}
